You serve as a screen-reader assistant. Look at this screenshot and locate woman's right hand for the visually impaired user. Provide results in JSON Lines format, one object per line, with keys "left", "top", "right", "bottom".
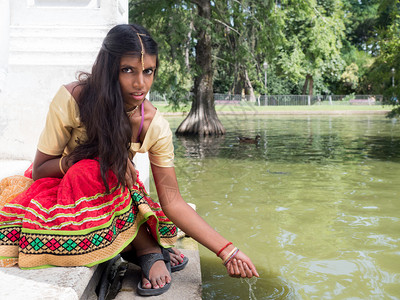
{"left": 125, "top": 158, "right": 137, "bottom": 188}
{"left": 225, "top": 251, "right": 259, "bottom": 278}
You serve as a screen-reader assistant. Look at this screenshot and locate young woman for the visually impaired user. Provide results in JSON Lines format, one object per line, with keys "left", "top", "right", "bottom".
{"left": 0, "top": 24, "right": 258, "bottom": 296}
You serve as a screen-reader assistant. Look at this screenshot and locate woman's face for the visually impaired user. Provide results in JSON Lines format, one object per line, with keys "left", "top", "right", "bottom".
{"left": 119, "top": 54, "right": 157, "bottom": 110}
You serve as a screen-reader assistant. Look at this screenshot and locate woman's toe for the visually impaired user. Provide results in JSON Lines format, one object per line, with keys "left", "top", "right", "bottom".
{"left": 142, "top": 278, "right": 152, "bottom": 289}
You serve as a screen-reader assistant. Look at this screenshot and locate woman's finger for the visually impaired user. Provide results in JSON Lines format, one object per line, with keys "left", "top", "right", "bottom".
{"left": 232, "top": 258, "right": 240, "bottom": 277}
{"left": 226, "top": 261, "right": 235, "bottom": 277}
{"left": 237, "top": 260, "right": 247, "bottom": 278}
{"left": 127, "top": 159, "right": 137, "bottom": 184}
{"left": 243, "top": 262, "right": 253, "bottom": 278}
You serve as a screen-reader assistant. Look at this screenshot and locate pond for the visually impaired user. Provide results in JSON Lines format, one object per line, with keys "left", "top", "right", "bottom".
{"left": 152, "top": 114, "right": 400, "bottom": 299}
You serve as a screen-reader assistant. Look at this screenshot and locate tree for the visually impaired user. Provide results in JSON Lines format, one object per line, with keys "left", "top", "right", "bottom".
{"left": 130, "top": 0, "right": 194, "bottom": 108}
{"left": 176, "top": 0, "right": 225, "bottom": 136}
{"left": 365, "top": 0, "right": 400, "bottom": 116}
{"left": 131, "top": 0, "right": 225, "bottom": 136}
{"left": 212, "top": 0, "right": 281, "bottom": 96}
{"left": 276, "top": 0, "right": 346, "bottom": 95}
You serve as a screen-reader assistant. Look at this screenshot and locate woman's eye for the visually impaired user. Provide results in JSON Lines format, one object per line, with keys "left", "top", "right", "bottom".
{"left": 144, "top": 68, "right": 154, "bottom": 75}
{"left": 121, "top": 67, "right": 132, "bottom": 73}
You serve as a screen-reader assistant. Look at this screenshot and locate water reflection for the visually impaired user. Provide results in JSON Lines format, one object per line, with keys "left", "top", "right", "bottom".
{"left": 170, "top": 115, "right": 400, "bottom": 164}
{"left": 160, "top": 115, "right": 400, "bottom": 299}
{"left": 176, "top": 134, "right": 225, "bottom": 158}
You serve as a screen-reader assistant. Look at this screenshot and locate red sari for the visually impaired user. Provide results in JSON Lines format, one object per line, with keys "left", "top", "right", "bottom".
{"left": 0, "top": 159, "right": 177, "bottom": 269}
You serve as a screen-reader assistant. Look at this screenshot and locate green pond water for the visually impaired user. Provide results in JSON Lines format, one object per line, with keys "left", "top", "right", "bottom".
{"left": 152, "top": 114, "right": 400, "bottom": 299}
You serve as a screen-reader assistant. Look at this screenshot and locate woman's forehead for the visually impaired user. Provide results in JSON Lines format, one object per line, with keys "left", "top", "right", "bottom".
{"left": 120, "top": 54, "right": 157, "bottom": 66}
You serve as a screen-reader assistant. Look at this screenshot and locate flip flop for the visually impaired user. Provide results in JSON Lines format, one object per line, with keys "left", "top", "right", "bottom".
{"left": 166, "top": 248, "right": 189, "bottom": 272}
{"left": 136, "top": 247, "right": 172, "bottom": 296}
{"left": 121, "top": 247, "right": 188, "bottom": 273}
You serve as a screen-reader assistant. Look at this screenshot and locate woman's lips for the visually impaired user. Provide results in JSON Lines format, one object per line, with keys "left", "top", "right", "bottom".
{"left": 130, "top": 92, "right": 144, "bottom": 101}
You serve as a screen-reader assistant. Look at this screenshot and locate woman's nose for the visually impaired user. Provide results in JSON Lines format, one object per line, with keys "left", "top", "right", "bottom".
{"left": 133, "top": 73, "right": 144, "bottom": 88}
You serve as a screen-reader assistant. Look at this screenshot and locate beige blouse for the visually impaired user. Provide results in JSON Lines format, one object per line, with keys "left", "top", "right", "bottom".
{"left": 37, "top": 86, "right": 174, "bottom": 167}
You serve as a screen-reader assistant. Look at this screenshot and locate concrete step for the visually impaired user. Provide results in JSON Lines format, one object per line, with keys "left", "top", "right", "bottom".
{"left": 0, "top": 264, "right": 102, "bottom": 300}
{"left": 0, "top": 246, "right": 201, "bottom": 300}
{"left": 113, "top": 248, "right": 202, "bottom": 300}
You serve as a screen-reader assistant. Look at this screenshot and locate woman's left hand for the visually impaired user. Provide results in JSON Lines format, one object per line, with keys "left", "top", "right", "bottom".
{"left": 225, "top": 250, "right": 259, "bottom": 278}
{"left": 125, "top": 158, "right": 137, "bottom": 188}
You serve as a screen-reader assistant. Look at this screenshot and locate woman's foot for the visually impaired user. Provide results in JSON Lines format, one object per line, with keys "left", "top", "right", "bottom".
{"left": 136, "top": 248, "right": 172, "bottom": 296}
{"left": 130, "top": 225, "right": 172, "bottom": 292}
{"left": 137, "top": 248, "right": 170, "bottom": 289}
{"left": 167, "top": 247, "right": 185, "bottom": 268}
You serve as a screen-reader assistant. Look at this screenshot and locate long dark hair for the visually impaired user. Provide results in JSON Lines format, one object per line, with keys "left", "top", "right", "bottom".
{"left": 68, "top": 24, "right": 159, "bottom": 192}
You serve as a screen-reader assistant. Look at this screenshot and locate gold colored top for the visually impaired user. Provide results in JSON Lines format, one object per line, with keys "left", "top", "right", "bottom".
{"left": 37, "top": 86, "right": 174, "bottom": 167}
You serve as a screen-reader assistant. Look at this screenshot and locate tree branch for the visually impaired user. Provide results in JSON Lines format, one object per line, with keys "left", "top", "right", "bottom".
{"left": 213, "top": 18, "right": 241, "bottom": 35}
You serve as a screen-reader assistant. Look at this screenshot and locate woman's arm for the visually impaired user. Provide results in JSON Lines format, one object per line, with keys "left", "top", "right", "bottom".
{"left": 32, "top": 150, "right": 70, "bottom": 180}
{"left": 151, "top": 164, "right": 259, "bottom": 278}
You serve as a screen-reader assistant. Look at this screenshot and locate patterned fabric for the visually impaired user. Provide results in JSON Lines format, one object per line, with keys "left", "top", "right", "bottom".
{"left": 0, "top": 159, "right": 177, "bottom": 269}
{"left": 0, "top": 176, "right": 33, "bottom": 210}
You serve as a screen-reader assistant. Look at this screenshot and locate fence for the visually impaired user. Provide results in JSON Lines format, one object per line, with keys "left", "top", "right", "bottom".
{"left": 215, "top": 94, "right": 383, "bottom": 106}
{"left": 150, "top": 93, "right": 383, "bottom": 106}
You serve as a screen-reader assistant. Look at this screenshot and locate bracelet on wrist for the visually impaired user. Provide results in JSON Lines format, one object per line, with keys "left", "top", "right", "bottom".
{"left": 216, "top": 242, "right": 232, "bottom": 257}
{"left": 223, "top": 247, "right": 239, "bottom": 266}
{"left": 59, "top": 157, "right": 66, "bottom": 175}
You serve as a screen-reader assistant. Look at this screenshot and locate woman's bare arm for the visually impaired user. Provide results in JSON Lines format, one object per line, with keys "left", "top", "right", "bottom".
{"left": 32, "top": 150, "right": 69, "bottom": 180}
{"left": 151, "top": 164, "right": 259, "bottom": 278}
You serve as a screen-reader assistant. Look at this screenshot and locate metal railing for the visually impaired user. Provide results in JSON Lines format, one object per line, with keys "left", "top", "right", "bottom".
{"left": 150, "top": 93, "right": 383, "bottom": 106}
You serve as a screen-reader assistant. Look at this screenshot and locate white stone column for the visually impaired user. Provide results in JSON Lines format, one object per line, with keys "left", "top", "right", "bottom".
{"left": 0, "top": 0, "right": 10, "bottom": 93}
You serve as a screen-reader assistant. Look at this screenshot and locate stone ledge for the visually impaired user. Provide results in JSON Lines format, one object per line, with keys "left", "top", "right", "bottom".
{"left": 0, "top": 264, "right": 103, "bottom": 300}
{"left": 0, "top": 243, "right": 201, "bottom": 300}
{"left": 110, "top": 248, "right": 202, "bottom": 300}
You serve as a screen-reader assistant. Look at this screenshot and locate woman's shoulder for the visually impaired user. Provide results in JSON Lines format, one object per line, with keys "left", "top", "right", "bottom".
{"left": 63, "top": 81, "right": 84, "bottom": 103}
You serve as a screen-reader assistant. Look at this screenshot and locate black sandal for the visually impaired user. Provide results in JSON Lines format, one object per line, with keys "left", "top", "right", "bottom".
{"left": 121, "top": 247, "right": 188, "bottom": 273}
{"left": 136, "top": 247, "right": 172, "bottom": 296}
{"left": 166, "top": 248, "right": 189, "bottom": 272}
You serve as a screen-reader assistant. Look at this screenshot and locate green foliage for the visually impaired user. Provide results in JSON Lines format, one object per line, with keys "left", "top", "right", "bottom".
{"left": 342, "top": 92, "right": 355, "bottom": 102}
{"left": 129, "top": 0, "right": 195, "bottom": 107}
{"left": 363, "top": 0, "right": 399, "bottom": 112}
{"left": 340, "top": 63, "right": 359, "bottom": 91}
{"left": 275, "top": 0, "right": 346, "bottom": 94}
{"left": 129, "top": 0, "right": 399, "bottom": 112}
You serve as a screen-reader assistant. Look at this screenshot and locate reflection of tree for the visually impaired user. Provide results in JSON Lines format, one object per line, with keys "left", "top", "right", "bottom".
{"left": 176, "top": 134, "right": 225, "bottom": 159}
{"left": 365, "top": 136, "right": 400, "bottom": 161}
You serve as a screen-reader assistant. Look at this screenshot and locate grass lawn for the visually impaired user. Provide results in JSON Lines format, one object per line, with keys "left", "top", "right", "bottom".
{"left": 153, "top": 102, "right": 393, "bottom": 114}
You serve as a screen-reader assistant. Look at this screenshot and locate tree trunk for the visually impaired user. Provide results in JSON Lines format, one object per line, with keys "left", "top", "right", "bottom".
{"left": 302, "top": 74, "right": 310, "bottom": 95}
{"left": 234, "top": 69, "right": 243, "bottom": 95}
{"left": 176, "top": 0, "right": 225, "bottom": 136}
{"left": 244, "top": 69, "right": 256, "bottom": 102}
{"left": 185, "top": 20, "right": 193, "bottom": 70}
{"left": 302, "top": 74, "right": 314, "bottom": 96}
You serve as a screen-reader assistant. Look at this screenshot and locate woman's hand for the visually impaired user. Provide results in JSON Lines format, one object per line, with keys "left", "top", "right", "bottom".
{"left": 225, "top": 250, "right": 259, "bottom": 278}
{"left": 125, "top": 158, "right": 137, "bottom": 189}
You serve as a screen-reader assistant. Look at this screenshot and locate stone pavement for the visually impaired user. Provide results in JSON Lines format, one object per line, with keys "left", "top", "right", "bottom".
{"left": 110, "top": 248, "right": 201, "bottom": 300}
{"left": 0, "top": 160, "right": 202, "bottom": 299}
